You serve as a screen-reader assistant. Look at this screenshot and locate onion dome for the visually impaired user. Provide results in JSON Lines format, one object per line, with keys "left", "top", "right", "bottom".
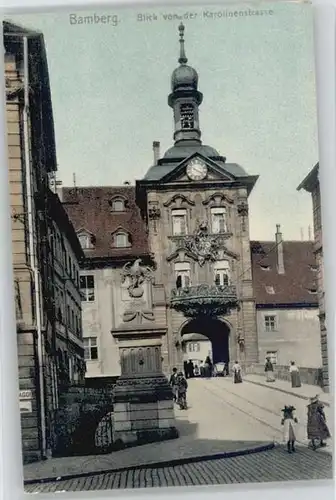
{"left": 171, "top": 23, "right": 198, "bottom": 91}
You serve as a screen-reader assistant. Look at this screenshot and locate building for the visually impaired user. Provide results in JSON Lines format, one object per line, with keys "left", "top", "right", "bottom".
{"left": 5, "top": 21, "right": 85, "bottom": 463}
{"left": 60, "top": 185, "right": 150, "bottom": 388}
{"left": 251, "top": 225, "right": 321, "bottom": 368}
{"left": 182, "top": 334, "right": 212, "bottom": 369}
{"left": 298, "top": 163, "right": 328, "bottom": 390}
{"left": 63, "top": 23, "right": 260, "bottom": 384}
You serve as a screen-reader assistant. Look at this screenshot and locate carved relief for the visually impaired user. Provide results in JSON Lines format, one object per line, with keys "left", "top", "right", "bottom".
{"left": 122, "top": 309, "right": 155, "bottom": 323}
{"left": 237, "top": 201, "right": 249, "bottom": 217}
{"left": 163, "top": 194, "right": 195, "bottom": 208}
{"left": 148, "top": 205, "right": 161, "bottom": 220}
{"left": 121, "top": 259, "right": 154, "bottom": 298}
{"left": 202, "top": 192, "right": 234, "bottom": 206}
{"left": 185, "top": 221, "right": 221, "bottom": 266}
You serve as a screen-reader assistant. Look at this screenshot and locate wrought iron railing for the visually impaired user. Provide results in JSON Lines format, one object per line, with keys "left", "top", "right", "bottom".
{"left": 170, "top": 284, "right": 238, "bottom": 317}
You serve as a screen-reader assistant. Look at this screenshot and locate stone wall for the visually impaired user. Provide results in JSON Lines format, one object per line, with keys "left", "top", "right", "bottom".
{"left": 53, "top": 385, "right": 114, "bottom": 457}
{"left": 246, "top": 363, "right": 324, "bottom": 387}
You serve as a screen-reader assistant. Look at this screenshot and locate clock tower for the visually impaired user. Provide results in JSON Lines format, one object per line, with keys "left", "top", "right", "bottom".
{"left": 136, "top": 23, "right": 259, "bottom": 375}
{"left": 168, "top": 23, "right": 203, "bottom": 145}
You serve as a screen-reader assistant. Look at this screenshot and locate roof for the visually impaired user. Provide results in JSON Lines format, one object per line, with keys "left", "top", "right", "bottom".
{"left": 61, "top": 186, "right": 149, "bottom": 261}
{"left": 47, "top": 189, "right": 84, "bottom": 261}
{"left": 297, "top": 163, "right": 319, "bottom": 193}
{"left": 4, "top": 21, "right": 57, "bottom": 172}
{"left": 250, "top": 240, "right": 318, "bottom": 306}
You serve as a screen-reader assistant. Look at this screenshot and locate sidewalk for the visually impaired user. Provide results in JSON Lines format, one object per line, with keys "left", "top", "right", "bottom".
{"left": 244, "top": 374, "right": 332, "bottom": 407}
{"left": 24, "top": 379, "right": 275, "bottom": 483}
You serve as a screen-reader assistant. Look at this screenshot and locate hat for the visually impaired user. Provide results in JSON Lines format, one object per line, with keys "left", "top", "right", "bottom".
{"left": 309, "top": 395, "right": 319, "bottom": 404}
{"left": 281, "top": 405, "right": 296, "bottom": 413}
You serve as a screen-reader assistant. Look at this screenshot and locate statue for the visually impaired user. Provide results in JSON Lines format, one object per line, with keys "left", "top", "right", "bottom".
{"left": 121, "top": 258, "right": 153, "bottom": 298}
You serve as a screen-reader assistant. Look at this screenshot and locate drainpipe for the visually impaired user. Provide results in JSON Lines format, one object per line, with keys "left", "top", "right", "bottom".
{"left": 23, "top": 36, "right": 47, "bottom": 458}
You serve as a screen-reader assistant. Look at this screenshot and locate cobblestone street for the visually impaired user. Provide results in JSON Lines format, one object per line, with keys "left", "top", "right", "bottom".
{"left": 24, "top": 378, "right": 333, "bottom": 492}
{"left": 25, "top": 446, "right": 332, "bottom": 492}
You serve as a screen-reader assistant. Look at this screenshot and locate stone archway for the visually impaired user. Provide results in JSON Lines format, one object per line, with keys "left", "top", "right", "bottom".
{"left": 180, "top": 317, "right": 231, "bottom": 365}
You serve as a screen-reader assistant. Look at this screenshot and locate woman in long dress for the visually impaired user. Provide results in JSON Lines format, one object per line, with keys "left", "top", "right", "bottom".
{"left": 232, "top": 360, "right": 242, "bottom": 384}
{"left": 281, "top": 405, "right": 298, "bottom": 453}
{"left": 264, "top": 357, "right": 275, "bottom": 382}
{"left": 289, "top": 361, "right": 301, "bottom": 388}
{"left": 307, "top": 395, "right": 331, "bottom": 450}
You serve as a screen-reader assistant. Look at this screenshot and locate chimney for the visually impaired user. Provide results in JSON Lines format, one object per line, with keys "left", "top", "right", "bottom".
{"left": 308, "top": 225, "right": 312, "bottom": 241}
{"left": 275, "top": 224, "right": 285, "bottom": 274}
{"left": 153, "top": 141, "right": 160, "bottom": 165}
{"left": 300, "top": 227, "right": 304, "bottom": 241}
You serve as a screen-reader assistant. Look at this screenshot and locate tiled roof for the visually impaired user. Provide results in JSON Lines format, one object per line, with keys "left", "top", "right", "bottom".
{"left": 61, "top": 186, "right": 149, "bottom": 261}
{"left": 250, "top": 240, "right": 318, "bottom": 306}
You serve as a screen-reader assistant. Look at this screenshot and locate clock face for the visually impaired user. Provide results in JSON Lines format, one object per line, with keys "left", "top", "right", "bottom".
{"left": 186, "top": 159, "right": 208, "bottom": 181}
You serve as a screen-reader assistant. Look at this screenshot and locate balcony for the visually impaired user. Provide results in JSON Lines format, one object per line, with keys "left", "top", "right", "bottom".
{"left": 170, "top": 284, "right": 238, "bottom": 317}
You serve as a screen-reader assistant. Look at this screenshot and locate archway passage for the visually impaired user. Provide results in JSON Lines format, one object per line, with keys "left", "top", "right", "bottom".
{"left": 181, "top": 317, "right": 230, "bottom": 365}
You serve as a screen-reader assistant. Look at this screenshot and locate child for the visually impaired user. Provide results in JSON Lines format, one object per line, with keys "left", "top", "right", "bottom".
{"left": 281, "top": 405, "right": 298, "bottom": 453}
{"left": 169, "top": 367, "right": 178, "bottom": 403}
{"left": 176, "top": 371, "right": 188, "bottom": 409}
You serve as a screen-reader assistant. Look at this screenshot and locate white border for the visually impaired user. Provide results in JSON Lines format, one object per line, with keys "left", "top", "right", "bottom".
{"left": 0, "top": 1, "right": 334, "bottom": 500}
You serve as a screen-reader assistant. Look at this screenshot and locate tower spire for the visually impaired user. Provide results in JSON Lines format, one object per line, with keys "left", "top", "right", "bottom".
{"left": 178, "top": 23, "right": 188, "bottom": 65}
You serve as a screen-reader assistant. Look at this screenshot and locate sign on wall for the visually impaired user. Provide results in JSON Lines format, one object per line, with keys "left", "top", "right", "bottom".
{"left": 19, "top": 390, "right": 33, "bottom": 414}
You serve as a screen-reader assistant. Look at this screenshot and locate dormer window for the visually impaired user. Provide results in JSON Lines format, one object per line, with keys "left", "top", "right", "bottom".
{"left": 180, "top": 103, "right": 194, "bottom": 129}
{"left": 265, "top": 286, "right": 275, "bottom": 295}
{"left": 110, "top": 197, "right": 127, "bottom": 212}
{"left": 77, "top": 231, "right": 95, "bottom": 250}
{"left": 112, "top": 231, "right": 131, "bottom": 248}
{"left": 260, "top": 264, "right": 271, "bottom": 271}
{"left": 308, "top": 288, "right": 318, "bottom": 294}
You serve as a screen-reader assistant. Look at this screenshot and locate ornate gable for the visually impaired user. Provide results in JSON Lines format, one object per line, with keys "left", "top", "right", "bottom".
{"left": 159, "top": 153, "right": 235, "bottom": 185}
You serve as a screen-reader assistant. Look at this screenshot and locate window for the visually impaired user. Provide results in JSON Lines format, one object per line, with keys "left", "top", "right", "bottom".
{"left": 260, "top": 264, "right": 270, "bottom": 271}
{"left": 265, "top": 286, "right": 275, "bottom": 294}
{"left": 111, "top": 199, "right": 125, "bottom": 212}
{"left": 266, "top": 351, "right": 278, "bottom": 365}
{"left": 308, "top": 288, "right": 318, "bottom": 294}
{"left": 188, "top": 342, "right": 200, "bottom": 352}
{"left": 113, "top": 231, "right": 131, "bottom": 248}
{"left": 180, "top": 103, "right": 194, "bottom": 129}
{"left": 78, "top": 234, "right": 94, "bottom": 249}
{"left": 264, "top": 315, "right": 277, "bottom": 332}
{"left": 214, "top": 260, "right": 230, "bottom": 286}
{"left": 211, "top": 207, "right": 227, "bottom": 234}
{"left": 172, "top": 209, "right": 187, "bottom": 236}
{"left": 80, "top": 275, "right": 95, "bottom": 301}
{"left": 175, "top": 262, "right": 191, "bottom": 289}
{"left": 84, "top": 337, "right": 98, "bottom": 360}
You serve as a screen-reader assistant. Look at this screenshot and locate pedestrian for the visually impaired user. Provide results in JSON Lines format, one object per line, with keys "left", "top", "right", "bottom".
{"left": 232, "top": 360, "right": 243, "bottom": 384}
{"left": 194, "top": 364, "right": 200, "bottom": 377}
{"left": 204, "top": 356, "right": 213, "bottom": 378}
{"left": 176, "top": 371, "right": 188, "bottom": 409}
{"left": 169, "top": 367, "right": 178, "bottom": 403}
{"left": 289, "top": 361, "right": 301, "bottom": 388}
{"left": 264, "top": 357, "right": 275, "bottom": 382}
{"left": 281, "top": 405, "right": 298, "bottom": 453}
{"left": 183, "top": 360, "right": 188, "bottom": 379}
{"left": 307, "top": 395, "right": 331, "bottom": 450}
{"left": 200, "top": 361, "right": 205, "bottom": 378}
{"left": 187, "top": 360, "right": 194, "bottom": 378}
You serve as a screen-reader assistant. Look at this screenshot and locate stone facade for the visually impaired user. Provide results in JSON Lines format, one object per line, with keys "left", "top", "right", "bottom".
{"left": 5, "top": 22, "right": 85, "bottom": 463}
{"left": 256, "top": 308, "right": 321, "bottom": 367}
{"left": 298, "top": 163, "right": 329, "bottom": 390}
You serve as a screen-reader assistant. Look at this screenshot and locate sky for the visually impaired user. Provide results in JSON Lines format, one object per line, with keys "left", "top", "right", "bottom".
{"left": 8, "top": 1, "right": 318, "bottom": 241}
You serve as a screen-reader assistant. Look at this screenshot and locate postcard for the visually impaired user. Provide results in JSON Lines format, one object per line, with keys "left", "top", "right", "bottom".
{"left": 3, "top": 0, "right": 333, "bottom": 493}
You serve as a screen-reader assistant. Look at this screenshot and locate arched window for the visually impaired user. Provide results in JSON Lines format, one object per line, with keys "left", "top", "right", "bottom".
{"left": 113, "top": 231, "right": 131, "bottom": 248}
{"left": 111, "top": 198, "right": 126, "bottom": 212}
{"left": 211, "top": 207, "right": 227, "bottom": 233}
